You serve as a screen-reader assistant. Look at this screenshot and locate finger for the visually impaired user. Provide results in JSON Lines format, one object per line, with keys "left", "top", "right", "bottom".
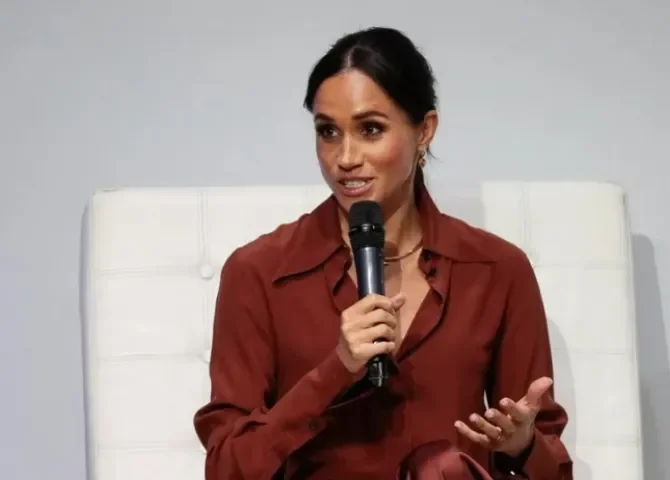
{"left": 484, "top": 408, "right": 515, "bottom": 435}
{"left": 468, "top": 413, "right": 504, "bottom": 441}
{"left": 370, "top": 308, "right": 398, "bottom": 327}
{"left": 357, "top": 323, "right": 396, "bottom": 344}
{"left": 352, "top": 340, "right": 396, "bottom": 362}
{"left": 390, "top": 292, "right": 406, "bottom": 310}
{"left": 343, "top": 311, "right": 397, "bottom": 342}
{"left": 525, "top": 377, "right": 553, "bottom": 408}
{"left": 354, "top": 294, "right": 402, "bottom": 315}
{"left": 499, "top": 398, "right": 531, "bottom": 424}
{"left": 454, "top": 420, "right": 492, "bottom": 448}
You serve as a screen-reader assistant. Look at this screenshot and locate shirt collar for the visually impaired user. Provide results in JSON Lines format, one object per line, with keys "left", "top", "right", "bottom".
{"left": 271, "top": 194, "right": 344, "bottom": 283}
{"left": 272, "top": 176, "right": 491, "bottom": 283}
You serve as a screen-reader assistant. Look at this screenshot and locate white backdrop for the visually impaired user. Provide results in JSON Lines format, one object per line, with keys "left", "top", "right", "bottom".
{"left": 1, "top": 1, "right": 668, "bottom": 479}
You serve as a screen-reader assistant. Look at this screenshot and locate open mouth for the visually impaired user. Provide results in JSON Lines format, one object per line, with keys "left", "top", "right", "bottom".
{"left": 337, "top": 179, "right": 373, "bottom": 197}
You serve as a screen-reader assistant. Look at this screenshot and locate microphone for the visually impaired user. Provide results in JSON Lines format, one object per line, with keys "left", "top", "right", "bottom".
{"left": 348, "top": 200, "right": 391, "bottom": 388}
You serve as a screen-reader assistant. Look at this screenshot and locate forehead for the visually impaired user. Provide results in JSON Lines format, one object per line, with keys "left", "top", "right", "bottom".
{"left": 313, "top": 69, "right": 403, "bottom": 120}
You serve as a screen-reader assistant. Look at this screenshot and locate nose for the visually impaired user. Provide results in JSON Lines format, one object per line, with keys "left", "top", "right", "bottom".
{"left": 336, "top": 137, "right": 363, "bottom": 171}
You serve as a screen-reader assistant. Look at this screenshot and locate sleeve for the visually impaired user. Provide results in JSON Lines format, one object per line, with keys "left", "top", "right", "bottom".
{"left": 193, "top": 249, "right": 357, "bottom": 480}
{"left": 487, "top": 250, "right": 574, "bottom": 480}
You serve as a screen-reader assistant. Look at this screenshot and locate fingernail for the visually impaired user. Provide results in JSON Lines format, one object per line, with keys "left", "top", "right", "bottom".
{"left": 501, "top": 399, "right": 510, "bottom": 407}
{"left": 485, "top": 410, "right": 494, "bottom": 419}
{"left": 469, "top": 414, "right": 478, "bottom": 422}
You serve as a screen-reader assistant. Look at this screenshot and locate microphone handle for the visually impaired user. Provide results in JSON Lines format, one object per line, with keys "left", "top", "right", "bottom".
{"left": 353, "top": 246, "right": 391, "bottom": 388}
{"left": 367, "top": 353, "right": 390, "bottom": 388}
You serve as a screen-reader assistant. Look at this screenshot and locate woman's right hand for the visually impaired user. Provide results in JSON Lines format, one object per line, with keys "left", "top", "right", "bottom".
{"left": 336, "top": 293, "right": 406, "bottom": 374}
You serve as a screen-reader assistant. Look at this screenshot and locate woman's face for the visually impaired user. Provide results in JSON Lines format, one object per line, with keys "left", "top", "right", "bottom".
{"left": 311, "top": 69, "right": 435, "bottom": 215}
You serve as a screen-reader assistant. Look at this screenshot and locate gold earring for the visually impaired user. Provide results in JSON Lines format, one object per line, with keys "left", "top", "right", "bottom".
{"left": 417, "top": 150, "right": 427, "bottom": 168}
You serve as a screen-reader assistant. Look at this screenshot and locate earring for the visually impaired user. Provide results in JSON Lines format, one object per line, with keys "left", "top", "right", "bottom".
{"left": 417, "top": 149, "right": 427, "bottom": 168}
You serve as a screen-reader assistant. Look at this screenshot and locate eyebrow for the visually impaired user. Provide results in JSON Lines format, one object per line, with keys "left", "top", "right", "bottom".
{"left": 314, "top": 110, "right": 389, "bottom": 122}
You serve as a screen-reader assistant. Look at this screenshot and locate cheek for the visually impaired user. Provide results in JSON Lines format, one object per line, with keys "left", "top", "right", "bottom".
{"left": 368, "top": 136, "right": 414, "bottom": 179}
{"left": 315, "top": 141, "right": 338, "bottom": 169}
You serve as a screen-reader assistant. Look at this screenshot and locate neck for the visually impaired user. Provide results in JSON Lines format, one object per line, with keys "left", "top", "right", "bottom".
{"left": 339, "top": 185, "right": 423, "bottom": 257}
{"left": 380, "top": 194, "right": 422, "bottom": 257}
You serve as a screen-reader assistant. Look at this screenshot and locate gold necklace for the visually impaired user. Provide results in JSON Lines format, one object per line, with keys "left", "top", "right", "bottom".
{"left": 384, "top": 238, "right": 423, "bottom": 265}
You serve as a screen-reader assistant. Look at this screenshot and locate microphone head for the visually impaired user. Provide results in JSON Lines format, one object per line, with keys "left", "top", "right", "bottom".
{"left": 348, "top": 201, "right": 385, "bottom": 251}
{"left": 348, "top": 200, "right": 384, "bottom": 228}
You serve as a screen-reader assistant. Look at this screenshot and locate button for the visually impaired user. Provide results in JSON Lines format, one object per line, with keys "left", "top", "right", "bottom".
{"left": 308, "top": 420, "right": 319, "bottom": 431}
{"left": 422, "top": 250, "right": 432, "bottom": 261}
{"left": 199, "top": 264, "right": 215, "bottom": 280}
{"left": 427, "top": 267, "right": 437, "bottom": 277}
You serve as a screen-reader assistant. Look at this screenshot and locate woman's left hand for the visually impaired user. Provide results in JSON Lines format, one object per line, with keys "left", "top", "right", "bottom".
{"left": 454, "top": 377, "right": 553, "bottom": 457}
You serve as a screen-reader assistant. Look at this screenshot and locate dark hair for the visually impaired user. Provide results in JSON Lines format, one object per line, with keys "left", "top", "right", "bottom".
{"left": 303, "top": 27, "right": 438, "bottom": 126}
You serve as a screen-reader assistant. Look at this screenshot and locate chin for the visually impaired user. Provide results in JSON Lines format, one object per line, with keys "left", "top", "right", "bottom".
{"left": 334, "top": 191, "right": 380, "bottom": 211}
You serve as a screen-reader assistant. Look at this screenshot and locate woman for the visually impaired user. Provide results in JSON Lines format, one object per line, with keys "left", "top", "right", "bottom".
{"left": 194, "top": 27, "right": 573, "bottom": 479}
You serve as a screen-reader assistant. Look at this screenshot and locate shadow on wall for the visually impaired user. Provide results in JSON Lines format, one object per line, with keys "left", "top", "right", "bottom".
{"left": 546, "top": 319, "right": 593, "bottom": 480}
{"left": 631, "top": 235, "right": 669, "bottom": 480}
{"left": 78, "top": 202, "right": 95, "bottom": 480}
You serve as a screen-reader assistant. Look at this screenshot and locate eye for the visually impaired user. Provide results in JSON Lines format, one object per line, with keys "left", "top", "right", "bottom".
{"left": 361, "top": 121, "right": 385, "bottom": 137}
{"left": 316, "top": 124, "right": 338, "bottom": 139}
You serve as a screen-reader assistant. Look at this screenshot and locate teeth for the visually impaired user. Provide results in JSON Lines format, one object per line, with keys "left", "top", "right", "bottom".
{"left": 343, "top": 180, "right": 367, "bottom": 188}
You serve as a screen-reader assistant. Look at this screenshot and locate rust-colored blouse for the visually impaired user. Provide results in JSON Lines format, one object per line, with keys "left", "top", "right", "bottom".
{"left": 193, "top": 183, "right": 573, "bottom": 480}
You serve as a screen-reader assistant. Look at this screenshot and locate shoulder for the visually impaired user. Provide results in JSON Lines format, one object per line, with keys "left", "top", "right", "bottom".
{"left": 438, "top": 213, "right": 531, "bottom": 269}
{"left": 439, "top": 214, "right": 538, "bottom": 298}
{"left": 221, "top": 213, "right": 310, "bottom": 281}
{"left": 219, "top": 194, "right": 340, "bottom": 285}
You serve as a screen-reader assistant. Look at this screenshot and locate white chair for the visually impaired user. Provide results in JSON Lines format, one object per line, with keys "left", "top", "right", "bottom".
{"left": 79, "top": 182, "right": 644, "bottom": 480}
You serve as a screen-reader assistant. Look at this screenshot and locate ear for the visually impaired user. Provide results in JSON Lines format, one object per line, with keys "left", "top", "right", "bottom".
{"left": 417, "top": 110, "right": 439, "bottom": 151}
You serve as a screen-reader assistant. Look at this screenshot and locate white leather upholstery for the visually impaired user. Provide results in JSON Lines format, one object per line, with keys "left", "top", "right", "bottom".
{"left": 79, "top": 182, "right": 644, "bottom": 480}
